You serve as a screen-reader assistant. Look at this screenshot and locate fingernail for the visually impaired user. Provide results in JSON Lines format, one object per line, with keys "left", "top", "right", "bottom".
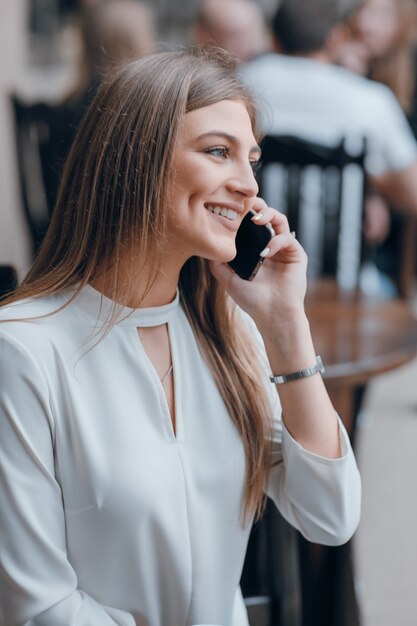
{"left": 291, "top": 231, "right": 297, "bottom": 239}
{"left": 260, "top": 247, "right": 270, "bottom": 258}
{"left": 252, "top": 212, "right": 263, "bottom": 221}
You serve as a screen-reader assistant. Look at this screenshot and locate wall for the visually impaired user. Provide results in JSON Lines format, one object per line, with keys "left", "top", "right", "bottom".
{"left": 0, "top": 0, "right": 31, "bottom": 276}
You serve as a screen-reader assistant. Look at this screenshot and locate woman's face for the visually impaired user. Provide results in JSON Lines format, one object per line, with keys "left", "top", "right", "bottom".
{"left": 166, "top": 99, "right": 260, "bottom": 265}
{"left": 355, "top": 0, "right": 402, "bottom": 58}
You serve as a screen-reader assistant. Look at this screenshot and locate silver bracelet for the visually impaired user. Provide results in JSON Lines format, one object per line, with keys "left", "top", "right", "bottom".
{"left": 269, "top": 355, "right": 325, "bottom": 384}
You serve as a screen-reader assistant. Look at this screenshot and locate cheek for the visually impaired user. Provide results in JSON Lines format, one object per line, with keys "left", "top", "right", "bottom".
{"left": 179, "top": 171, "right": 216, "bottom": 204}
{"left": 384, "top": 20, "right": 401, "bottom": 48}
{"left": 372, "top": 27, "right": 399, "bottom": 56}
{"left": 359, "top": 6, "right": 400, "bottom": 46}
{"left": 168, "top": 191, "right": 205, "bottom": 231}
{"left": 173, "top": 164, "right": 207, "bottom": 196}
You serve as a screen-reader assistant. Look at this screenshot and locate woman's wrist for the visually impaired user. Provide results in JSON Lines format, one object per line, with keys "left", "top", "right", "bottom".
{"left": 256, "top": 308, "right": 310, "bottom": 344}
{"left": 258, "top": 312, "right": 318, "bottom": 374}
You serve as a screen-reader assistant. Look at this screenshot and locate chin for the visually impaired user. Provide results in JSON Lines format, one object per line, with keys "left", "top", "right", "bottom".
{"left": 199, "top": 238, "right": 237, "bottom": 263}
{"left": 201, "top": 251, "right": 236, "bottom": 265}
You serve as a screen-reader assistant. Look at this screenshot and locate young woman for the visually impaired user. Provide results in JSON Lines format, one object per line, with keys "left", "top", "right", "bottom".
{"left": 0, "top": 48, "right": 361, "bottom": 626}
{"left": 352, "top": 0, "right": 417, "bottom": 121}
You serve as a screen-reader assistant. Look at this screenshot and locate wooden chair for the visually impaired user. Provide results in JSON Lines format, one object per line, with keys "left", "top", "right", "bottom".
{"left": 11, "top": 96, "right": 55, "bottom": 255}
{"left": 259, "top": 134, "right": 368, "bottom": 291}
{"left": 241, "top": 499, "right": 301, "bottom": 626}
{"left": 258, "top": 134, "right": 417, "bottom": 299}
{"left": 11, "top": 95, "right": 77, "bottom": 256}
{"left": 393, "top": 214, "right": 417, "bottom": 299}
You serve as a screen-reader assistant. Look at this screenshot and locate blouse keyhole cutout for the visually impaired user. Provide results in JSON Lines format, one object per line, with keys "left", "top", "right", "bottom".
{"left": 137, "top": 324, "right": 176, "bottom": 434}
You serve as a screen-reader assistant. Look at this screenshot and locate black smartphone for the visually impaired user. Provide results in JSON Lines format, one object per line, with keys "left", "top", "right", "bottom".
{"left": 227, "top": 209, "right": 274, "bottom": 281}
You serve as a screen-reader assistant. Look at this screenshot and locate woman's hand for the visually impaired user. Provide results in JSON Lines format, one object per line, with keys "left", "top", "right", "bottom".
{"left": 363, "top": 192, "right": 391, "bottom": 245}
{"left": 211, "top": 199, "right": 342, "bottom": 460}
{"left": 209, "top": 197, "right": 308, "bottom": 331}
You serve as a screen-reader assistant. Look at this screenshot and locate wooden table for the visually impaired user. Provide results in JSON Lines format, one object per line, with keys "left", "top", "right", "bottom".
{"left": 242, "top": 279, "right": 417, "bottom": 626}
{"left": 306, "top": 279, "right": 417, "bottom": 435}
{"left": 299, "top": 279, "right": 417, "bottom": 626}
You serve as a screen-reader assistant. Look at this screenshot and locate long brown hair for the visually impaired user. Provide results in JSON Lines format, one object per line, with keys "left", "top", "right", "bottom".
{"left": 3, "top": 47, "right": 272, "bottom": 522}
{"left": 354, "top": 0, "right": 417, "bottom": 112}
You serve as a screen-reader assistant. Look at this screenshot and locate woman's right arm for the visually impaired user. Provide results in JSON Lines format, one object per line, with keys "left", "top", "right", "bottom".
{"left": 0, "top": 333, "right": 136, "bottom": 626}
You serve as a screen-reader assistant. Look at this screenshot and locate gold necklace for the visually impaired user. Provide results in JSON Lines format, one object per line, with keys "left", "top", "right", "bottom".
{"left": 160, "top": 363, "right": 173, "bottom": 387}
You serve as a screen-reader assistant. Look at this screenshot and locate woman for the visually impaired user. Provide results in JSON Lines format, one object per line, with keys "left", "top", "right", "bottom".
{"left": 352, "top": 0, "right": 417, "bottom": 122}
{"left": 0, "top": 48, "right": 361, "bottom": 626}
{"left": 338, "top": 0, "right": 417, "bottom": 295}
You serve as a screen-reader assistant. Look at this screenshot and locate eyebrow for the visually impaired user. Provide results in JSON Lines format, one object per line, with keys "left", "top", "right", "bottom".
{"left": 197, "top": 131, "right": 262, "bottom": 156}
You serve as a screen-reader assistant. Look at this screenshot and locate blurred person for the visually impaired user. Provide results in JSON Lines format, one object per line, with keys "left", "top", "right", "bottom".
{"left": 58, "top": 0, "right": 157, "bottom": 150}
{"left": 336, "top": 0, "right": 417, "bottom": 291}
{"left": 0, "top": 47, "right": 361, "bottom": 626}
{"left": 240, "top": 0, "right": 417, "bottom": 244}
{"left": 69, "top": 0, "right": 156, "bottom": 104}
{"left": 17, "top": 0, "right": 157, "bottom": 250}
{"left": 331, "top": 30, "right": 371, "bottom": 74}
{"left": 351, "top": 0, "right": 417, "bottom": 133}
{"left": 193, "top": 0, "right": 271, "bottom": 63}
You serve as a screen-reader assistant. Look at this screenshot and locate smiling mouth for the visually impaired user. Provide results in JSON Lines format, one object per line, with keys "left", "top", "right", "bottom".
{"left": 205, "top": 204, "right": 238, "bottom": 221}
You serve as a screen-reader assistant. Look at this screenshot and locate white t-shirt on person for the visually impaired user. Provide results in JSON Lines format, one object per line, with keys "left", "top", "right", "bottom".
{"left": 240, "top": 53, "right": 417, "bottom": 175}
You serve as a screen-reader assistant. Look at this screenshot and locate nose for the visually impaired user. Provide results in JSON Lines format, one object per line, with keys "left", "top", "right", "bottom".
{"left": 226, "top": 161, "right": 259, "bottom": 198}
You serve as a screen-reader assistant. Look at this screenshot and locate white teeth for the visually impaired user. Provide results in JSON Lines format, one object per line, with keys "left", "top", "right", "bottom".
{"left": 205, "top": 205, "right": 238, "bottom": 221}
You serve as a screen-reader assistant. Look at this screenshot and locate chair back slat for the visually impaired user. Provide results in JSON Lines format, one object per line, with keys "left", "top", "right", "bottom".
{"left": 259, "top": 135, "right": 367, "bottom": 290}
{"left": 11, "top": 94, "right": 78, "bottom": 256}
{"left": 11, "top": 96, "right": 53, "bottom": 255}
{"left": 338, "top": 162, "right": 366, "bottom": 289}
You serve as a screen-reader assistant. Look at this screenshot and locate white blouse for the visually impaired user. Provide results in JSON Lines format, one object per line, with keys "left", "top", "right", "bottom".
{"left": 0, "top": 286, "right": 361, "bottom": 626}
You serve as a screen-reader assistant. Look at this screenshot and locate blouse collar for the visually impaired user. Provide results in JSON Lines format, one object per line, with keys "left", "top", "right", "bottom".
{"left": 72, "top": 284, "right": 180, "bottom": 327}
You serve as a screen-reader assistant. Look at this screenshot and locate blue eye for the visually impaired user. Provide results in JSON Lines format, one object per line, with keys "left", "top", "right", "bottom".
{"left": 206, "top": 146, "right": 230, "bottom": 158}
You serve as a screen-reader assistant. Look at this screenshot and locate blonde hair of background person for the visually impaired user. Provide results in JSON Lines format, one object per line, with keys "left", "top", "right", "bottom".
{"left": 22, "top": 0, "right": 158, "bottom": 237}
{"left": 69, "top": 0, "right": 156, "bottom": 102}
{"left": 0, "top": 47, "right": 360, "bottom": 626}
{"left": 337, "top": 0, "right": 417, "bottom": 281}
{"left": 350, "top": 0, "right": 417, "bottom": 113}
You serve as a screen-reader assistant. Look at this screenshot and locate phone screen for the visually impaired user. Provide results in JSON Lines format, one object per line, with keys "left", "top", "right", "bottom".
{"left": 227, "top": 210, "right": 274, "bottom": 281}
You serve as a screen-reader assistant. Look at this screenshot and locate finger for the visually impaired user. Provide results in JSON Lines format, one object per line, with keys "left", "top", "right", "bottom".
{"left": 250, "top": 196, "right": 269, "bottom": 213}
{"left": 252, "top": 209, "right": 290, "bottom": 235}
{"left": 250, "top": 200, "right": 290, "bottom": 235}
{"left": 260, "top": 232, "right": 306, "bottom": 262}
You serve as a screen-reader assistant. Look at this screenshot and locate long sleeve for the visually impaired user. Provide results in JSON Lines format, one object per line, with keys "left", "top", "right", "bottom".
{"left": 266, "top": 409, "right": 361, "bottom": 546}
{"left": 239, "top": 308, "right": 361, "bottom": 546}
{"left": 0, "top": 334, "right": 136, "bottom": 626}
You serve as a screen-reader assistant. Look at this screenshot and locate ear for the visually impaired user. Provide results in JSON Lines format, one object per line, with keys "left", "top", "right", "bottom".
{"left": 325, "top": 23, "right": 351, "bottom": 59}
